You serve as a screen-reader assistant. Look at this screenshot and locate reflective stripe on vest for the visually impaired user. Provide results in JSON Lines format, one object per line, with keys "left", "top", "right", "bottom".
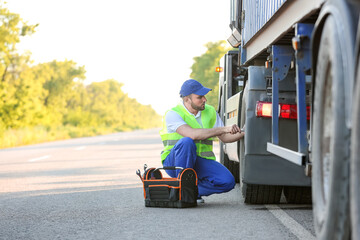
{"left": 200, "top": 151, "right": 216, "bottom": 158}
{"left": 162, "top": 139, "right": 213, "bottom": 146}
{"left": 160, "top": 150, "right": 215, "bottom": 158}
{"left": 159, "top": 104, "right": 217, "bottom": 162}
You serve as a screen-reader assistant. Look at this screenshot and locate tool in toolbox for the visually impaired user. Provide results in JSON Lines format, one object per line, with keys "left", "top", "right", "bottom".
{"left": 136, "top": 164, "right": 198, "bottom": 208}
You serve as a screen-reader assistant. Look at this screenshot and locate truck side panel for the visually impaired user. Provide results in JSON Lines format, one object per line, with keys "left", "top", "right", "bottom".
{"left": 242, "top": 0, "right": 287, "bottom": 45}
{"left": 241, "top": 0, "right": 324, "bottom": 64}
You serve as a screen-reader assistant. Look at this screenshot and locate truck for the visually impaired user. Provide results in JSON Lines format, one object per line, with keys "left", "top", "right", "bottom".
{"left": 217, "top": 0, "right": 360, "bottom": 239}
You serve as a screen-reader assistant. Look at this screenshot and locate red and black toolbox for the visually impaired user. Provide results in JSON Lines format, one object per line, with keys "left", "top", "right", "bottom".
{"left": 137, "top": 165, "right": 198, "bottom": 208}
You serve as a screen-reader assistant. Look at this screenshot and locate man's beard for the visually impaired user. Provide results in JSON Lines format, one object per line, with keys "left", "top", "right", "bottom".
{"left": 191, "top": 102, "right": 205, "bottom": 111}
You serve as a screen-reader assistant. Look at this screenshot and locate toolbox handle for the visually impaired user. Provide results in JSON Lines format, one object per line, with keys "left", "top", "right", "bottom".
{"left": 155, "top": 166, "right": 184, "bottom": 171}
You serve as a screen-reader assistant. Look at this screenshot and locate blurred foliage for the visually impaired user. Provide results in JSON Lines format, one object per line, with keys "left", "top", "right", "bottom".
{"left": 190, "top": 41, "right": 232, "bottom": 109}
{"left": 0, "top": 3, "right": 161, "bottom": 148}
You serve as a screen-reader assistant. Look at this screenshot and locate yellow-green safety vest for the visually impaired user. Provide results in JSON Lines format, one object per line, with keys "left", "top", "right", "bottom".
{"left": 160, "top": 104, "right": 217, "bottom": 163}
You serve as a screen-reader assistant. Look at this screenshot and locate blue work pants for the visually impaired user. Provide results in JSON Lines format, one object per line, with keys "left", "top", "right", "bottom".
{"left": 163, "top": 137, "right": 235, "bottom": 197}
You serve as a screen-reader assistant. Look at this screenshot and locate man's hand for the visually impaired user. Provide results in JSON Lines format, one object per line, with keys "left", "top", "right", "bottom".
{"left": 223, "top": 124, "right": 241, "bottom": 134}
{"left": 229, "top": 124, "right": 241, "bottom": 134}
{"left": 218, "top": 124, "right": 244, "bottom": 143}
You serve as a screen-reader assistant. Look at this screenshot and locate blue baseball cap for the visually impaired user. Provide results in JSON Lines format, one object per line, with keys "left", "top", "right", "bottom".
{"left": 180, "top": 79, "right": 212, "bottom": 97}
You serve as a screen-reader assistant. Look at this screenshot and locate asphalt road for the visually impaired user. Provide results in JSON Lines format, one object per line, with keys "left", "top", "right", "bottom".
{"left": 0, "top": 129, "right": 315, "bottom": 240}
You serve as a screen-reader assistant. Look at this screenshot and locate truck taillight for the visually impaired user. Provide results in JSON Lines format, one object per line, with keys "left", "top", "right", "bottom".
{"left": 216, "top": 67, "right": 223, "bottom": 72}
{"left": 280, "top": 104, "right": 297, "bottom": 119}
{"left": 256, "top": 102, "right": 273, "bottom": 117}
{"left": 256, "top": 101, "right": 310, "bottom": 120}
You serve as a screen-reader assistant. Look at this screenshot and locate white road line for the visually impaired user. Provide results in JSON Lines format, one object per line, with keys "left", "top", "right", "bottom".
{"left": 265, "top": 205, "right": 316, "bottom": 240}
{"left": 28, "top": 155, "right": 51, "bottom": 162}
{"left": 74, "top": 146, "right": 86, "bottom": 150}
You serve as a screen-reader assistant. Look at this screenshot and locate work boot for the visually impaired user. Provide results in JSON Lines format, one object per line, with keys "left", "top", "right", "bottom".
{"left": 197, "top": 197, "right": 205, "bottom": 204}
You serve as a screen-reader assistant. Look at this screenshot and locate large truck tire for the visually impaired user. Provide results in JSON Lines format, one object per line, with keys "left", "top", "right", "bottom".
{"left": 351, "top": 46, "right": 360, "bottom": 240}
{"left": 312, "top": 16, "right": 351, "bottom": 240}
{"left": 242, "top": 184, "right": 282, "bottom": 204}
{"left": 219, "top": 142, "right": 239, "bottom": 183}
{"left": 283, "top": 186, "right": 312, "bottom": 204}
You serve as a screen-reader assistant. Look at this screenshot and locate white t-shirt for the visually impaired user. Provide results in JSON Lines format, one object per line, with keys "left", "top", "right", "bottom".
{"left": 165, "top": 103, "right": 224, "bottom": 133}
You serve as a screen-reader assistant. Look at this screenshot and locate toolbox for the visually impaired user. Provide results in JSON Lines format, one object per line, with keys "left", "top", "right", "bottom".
{"left": 136, "top": 165, "right": 198, "bottom": 208}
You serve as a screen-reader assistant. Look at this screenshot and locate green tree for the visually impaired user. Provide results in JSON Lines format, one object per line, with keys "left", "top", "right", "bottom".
{"left": 41, "top": 60, "right": 86, "bottom": 126}
{"left": 0, "top": 2, "right": 37, "bottom": 81}
{"left": 6, "top": 56, "right": 46, "bottom": 128}
{"left": 82, "top": 79, "right": 161, "bottom": 130}
{"left": 0, "top": 2, "right": 37, "bottom": 129}
{"left": 190, "top": 40, "right": 231, "bottom": 108}
{"left": 84, "top": 80, "right": 126, "bottom": 128}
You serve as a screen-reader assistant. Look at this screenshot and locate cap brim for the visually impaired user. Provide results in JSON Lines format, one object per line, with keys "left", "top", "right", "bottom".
{"left": 194, "top": 87, "right": 212, "bottom": 96}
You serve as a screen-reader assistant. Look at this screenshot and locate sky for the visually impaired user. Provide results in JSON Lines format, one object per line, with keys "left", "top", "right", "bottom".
{"left": 6, "top": 0, "right": 231, "bottom": 115}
